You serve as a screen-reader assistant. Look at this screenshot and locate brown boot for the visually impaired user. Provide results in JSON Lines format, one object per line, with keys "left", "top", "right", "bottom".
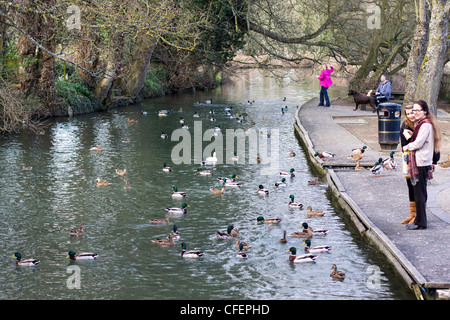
{"left": 401, "top": 202, "right": 416, "bottom": 224}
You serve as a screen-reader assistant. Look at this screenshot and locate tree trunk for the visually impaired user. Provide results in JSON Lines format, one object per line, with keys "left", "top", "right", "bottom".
{"left": 414, "top": 0, "right": 449, "bottom": 115}
{"left": 122, "top": 35, "right": 158, "bottom": 100}
{"left": 76, "top": 23, "right": 100, "bottom": 89}
{"left": 403, "top": 0, "right": 430, "bottom": 105}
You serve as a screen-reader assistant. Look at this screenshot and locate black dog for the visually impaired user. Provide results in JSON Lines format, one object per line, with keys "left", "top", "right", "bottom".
{"left": 348, "top": 90, "right": 377, "bottom": 112}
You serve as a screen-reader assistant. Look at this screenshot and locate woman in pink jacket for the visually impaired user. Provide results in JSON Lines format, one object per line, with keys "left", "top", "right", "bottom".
{"left": 317, "top": 64, "right": 334, "bottom": 107}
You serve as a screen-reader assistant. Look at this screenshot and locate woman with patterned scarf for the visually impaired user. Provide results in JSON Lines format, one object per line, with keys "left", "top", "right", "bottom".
{"left": 402, "top": 100, "right": 441, "bottom": 230}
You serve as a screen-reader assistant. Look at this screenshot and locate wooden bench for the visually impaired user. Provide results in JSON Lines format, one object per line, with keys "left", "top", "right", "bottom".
{"left": 358, "top": 90, "right": 404, "bottom": 110}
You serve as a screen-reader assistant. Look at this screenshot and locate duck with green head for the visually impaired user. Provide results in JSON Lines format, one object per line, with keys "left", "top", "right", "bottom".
{"left": 275, "top": 178, "right": 287, "bottom": 187}
{"left": 302, "top": 239, "right": 332, "bottom": 253}
{"left": 257, "top": 216, "right": 282, "bottom": 224}
{"left": 285, "top": 247, "right": 317, "bottom": 263}
{"left": 257, "top": 184, "right": 269, "bottom": 195}
{"left": 215, "top": 225, "right": 239, "bottom": 239}
{"left": 280, "top": 168, "right": 295, "bottom": 177}
{"left": 165, "top": 203, "right": 189, "bottom": 215}
{"left": 12, "top": 252, "right": 40, "bottom": 266}
{"left": 180, "top": 242, "right": 203, "bottom": 258}
{"left": 236, "top": 243, "right": 248, "bottom": 259}
{"left": 288, "top": 195, "right": 303, "bottom": 208}
{"left": 66, "top": 251, "right": 98, "bottom": 261}
{"left": 289, "top": 222, "right": 313, "bottom": 238}
{"left": 171, "top": 186, "right": 187, "bottom": 198}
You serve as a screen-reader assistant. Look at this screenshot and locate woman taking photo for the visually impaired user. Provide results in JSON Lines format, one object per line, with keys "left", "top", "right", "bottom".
{"left": 402, "top": 100, "right": 441, "bottom": 230}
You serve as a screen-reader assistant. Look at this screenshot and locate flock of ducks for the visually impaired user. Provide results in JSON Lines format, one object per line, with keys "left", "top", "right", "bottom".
{"left": 15, "top": 98, "right": 346, "bottom": 281}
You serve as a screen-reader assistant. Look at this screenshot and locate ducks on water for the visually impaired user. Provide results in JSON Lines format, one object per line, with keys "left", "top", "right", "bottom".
{"left": 330, "top": 264, "right": 346, "bottom": 279}
{"left": 275, "top": 178, "right": 287, "bottom": 187}
{"left": 222, "top": 178, "right": 242, "bottom": 187}
{"left": 66, "top": 251, "right": 98, "bottom": 260}
{"left": 232, "top": 151, "right": 239, "bottom": 162}
{"left": 12, "top": 252, "right": 40, "bottom": 266}
{"left": 171, "top": 186, "right": 187, "bottom": 198}
{"left": 307, "top": 178, "right": 320, "bottom": 185}
{"left": 165, "top": 203, "right": 189, "bottom": 215}
{"left": 90, "top": 144, "right": 102, "bottom": 152}
{"left": 115, "top": 169, "right": 127, "bottom": 176}
{"left": 235, "top": 237, "right": 252, "bottom": 249}
{"left": 210, "top": 187, "right": 225, "bottom": 194}
{"left": 256, "top": 216, "right": 282, "bottom": 224}
{"left": 22, "top": 166, "right": 32, "bottom": 171}
{"left": 171, "top": 224, "right": 181, "bottom": 240}
{"left": 289, "top": 222, "right": 313, "bottom": 238}
{"left": 289, "top": 148, "right": 296, "bottom": 157}
{"left": 152, "top": 233, "right": 176, "bottom": 247}
{"left": 288, "top": 195, "right": 303, "bottom": 209}
{"left": 197, "top": 167, "right": 213, "bottom": 176}
{"left": 205, "top": 152, "right": 217, "bottom": 163}
{"left": 279, "top": 230, "right": 287, "bottom": 243}
{"left": 257, "top": 184, "right": 269, "bottom": 195}
{"left": 70, "top": 224, "right": 85, "bottom": 236}
{"left": 236, "top": 243, "right": 248, "bottom": 259}
{"left": 302, "top": 239, "right": 331, "bottom": 253}
{"left": 217, "top": 174, "right": 237, "bottom": 183}
{"left": 161, "top": 132, "right": 168, "bottom": 139}
{"left": 280, "top": 168, "right": 295, "bottom": 177}
{"left": 95, "top": 178, "right": 111, "bottom": 187}
{"left": 215, "top": 225, "right": 239, "bottom": 239}
{"left": 286, "top": 247, "right": 317, "bottom": 263}
{"left": 163, "top": 162, "right": 172, "bottom": 172}
{"left": 123, "top": 180, "right": 131, "bottom": 189}
{"left": 305, "top": 206, "right": 325, "bottom": 217}
{"left": 180, "top": 242, "right": 203, "bottom": 258}
{"left": 149, "top": 214, "right": 170, "bottom": 225}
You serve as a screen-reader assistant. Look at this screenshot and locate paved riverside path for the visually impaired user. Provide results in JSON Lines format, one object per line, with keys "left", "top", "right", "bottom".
{"left": 295, "top": 99, "right": 450, "bottom": 298}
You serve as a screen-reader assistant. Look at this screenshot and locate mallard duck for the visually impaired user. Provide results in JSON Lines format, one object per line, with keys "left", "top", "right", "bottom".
{"left": 12, "top": 252, "right": 40, "bottom": 266}
{"left": 66, "top": 251, "right": 98, "bottom": 260}
{"left": 171, "top": 186, "right": 187, "bottom": 198}
{"left": 161, "top": 132, "right": 168, "bottom": 139}
{"left": 149, "top": 214, "right": 170, "bottom": 224}
{"left": 181, "top": 123, "right": 189, "bottom": 130}
{"left": 280, "top": 168, "right": 295, "bottom": 177}
{"left": 70, "top": 224, "right": 85, "bottom": 236}
{"left": 257, "top": 184, "right": 269, "bottom": 195}
{"left": 289, "top": 148, "right": 296, "bottom": 157}
{"left": 311, "top": 227, "right": 329, "bottom": 236}
{"left": 180, "top": 117, "right": 185, "bottom": 124}
{"left": 305, "top": 206, "right": 325, "bottom": 217}
{"left": 180, "top": 242, "right": 203, "bottom": 258}
{"left": 165, "top": 203, "right": 189, "bottom": 215}
{"left": 140, "top": 110, "right": 148, "bottom": 115}
{"left": 275, "top": 178, "right": 287, "bottom": 187}
{"left": 197, "top": 167, "right": 213, "bottom": 175}
{"left": 438, "top": 155, "right": 450, "bottom": 171}
{"left": 95, "top": 178, "right": 111, "bottom": 187}
{"left": 22, "top": 166, "right": 32, "bottom": 171}
{"left": 289, "top": 222, "right": 313, "bottom": 238}
{"left": 232, "top": 151, "right": 239, "bottom": 161}
{"left": 288, "top": 195, "right": 303, "bottom": 209}
{"left": 307, "top": 178, "right": 320, "bottom": 185}
{"left": 115, "top": 169, "right": 127, "bottom": 176}
{"left": 193, "top": 111, "right": 200, "bottom": 118}
{"left": 151, "top": 233, "right": 176, "bottom": 246}
{"left": 235, "top": 237, "right": 252, "bottom": 249}
{"left": 388, "top": 152, "right": 397, "bottom": 171}
{"left": 205, "top": 99, "right": 212, "bottom": 104}
{"left": 215, "top": 225, "right": 239, "bottom": 239}
{"left": 279, "top": 230, "right": 287, "bottom": 243}
{"left": 127, "top": 118, "right": 138, "bottom": 123}
{"left": 256, "top": 153, "right": 261, "bottom": 163}
{"left": 302, "top": 239, "right": 331, "bottom": 253}
{"left": 122, "top": 138, "right": 130, "bottom": 143}
{"left": 236, "top": 243, "right": 248, "bottom": 259}
{"left": 123, "top": 180, "right": 131, "bottom": 189}
{"left": 210, "top": 187, "right": 225, "bottom": 194}
{"left": 348, "top": 146, "right": 367, "bottom": 166}
{"left": 90, "top": 144, "right": 102, "bottom": 152}
{"left": 330, "top": 264, "right": 346, "bottom": 279}
{"left": 214, "top": 125, "right": 221, "bottom": 132}
{"left": 314, "top": 151, "right": 335, "bottom": 161}
{"left": 256, "top": 216, "right": 282, "bottom": 224}
{"left": 217, "top": 174, "right": 237, "bottom": 183}
{"left": 163, "top": 162, "right": 172, "bottom": 172}
{"left": 222, "top": 178, "right": 242, "bottom": 187}
{"left": 286, "top": 247, "right": 317, "bottom": 263}
{"left": 158, "top": 110, "right": 169, "bottom": 117}
{"left": 205, "top": 152, "right": 217, "bottom": 163}
{"left": 170, "top": 224, "right": 181, "bottom": 240}
{"left": 371, "top": 162, "right": 383, "bottom": 177}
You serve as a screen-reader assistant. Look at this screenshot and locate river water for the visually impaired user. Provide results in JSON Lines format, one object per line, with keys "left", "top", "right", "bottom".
{"left": 0, "top": 69, "right": 414, "bottom": 300}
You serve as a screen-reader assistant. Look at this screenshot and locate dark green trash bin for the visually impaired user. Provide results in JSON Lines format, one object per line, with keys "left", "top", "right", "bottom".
{"left": 377, "top": 102, "right": 401, "bottom": 151}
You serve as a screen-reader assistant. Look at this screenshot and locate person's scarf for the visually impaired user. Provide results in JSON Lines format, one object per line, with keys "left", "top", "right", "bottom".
{"left": 408, "top": 117, "right": 431, "bottom": 186}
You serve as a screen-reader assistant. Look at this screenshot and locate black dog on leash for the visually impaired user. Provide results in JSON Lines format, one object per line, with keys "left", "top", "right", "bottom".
{"left": 348, "top": 90, "right": 377, "bottom": 113}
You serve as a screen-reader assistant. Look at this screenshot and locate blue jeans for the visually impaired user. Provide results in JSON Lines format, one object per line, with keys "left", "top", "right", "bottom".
{"left": 319, "top": 86, "right": 330, "bottom": 106}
